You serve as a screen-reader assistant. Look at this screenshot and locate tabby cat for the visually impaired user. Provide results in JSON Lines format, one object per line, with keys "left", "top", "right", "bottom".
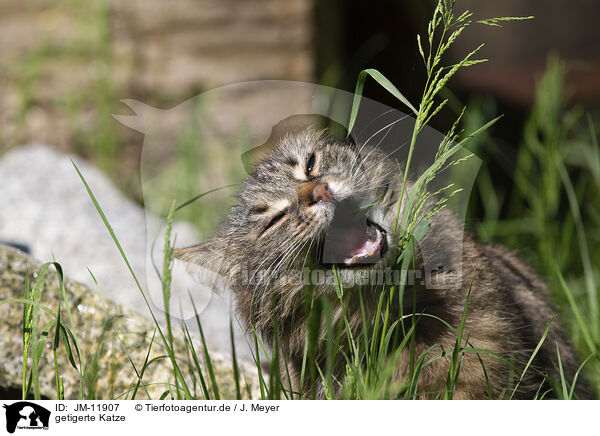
{"left": 175, "top": 118, "right": 593, "bottom": 399}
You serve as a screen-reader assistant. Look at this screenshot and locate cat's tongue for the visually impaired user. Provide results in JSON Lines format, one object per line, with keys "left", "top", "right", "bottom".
{"left": 343, "top": 224, "right": 384, "bottom": 265}
{"left": 322, "top": 221, "right": 385, "bottom": 265}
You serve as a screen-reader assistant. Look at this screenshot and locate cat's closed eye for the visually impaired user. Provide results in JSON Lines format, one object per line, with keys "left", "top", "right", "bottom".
{"left": 259, "top": 210, "right": 286, "bottom": 236}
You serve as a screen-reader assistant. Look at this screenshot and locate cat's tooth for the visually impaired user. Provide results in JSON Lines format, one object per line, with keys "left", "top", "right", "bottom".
{"left": 344, "top": 228, "right": 383, "bottom": 264}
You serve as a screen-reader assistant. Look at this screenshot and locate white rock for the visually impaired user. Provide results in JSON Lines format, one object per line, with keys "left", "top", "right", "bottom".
{"left": 0, "top": 144, "right": 252, "bottom": 359}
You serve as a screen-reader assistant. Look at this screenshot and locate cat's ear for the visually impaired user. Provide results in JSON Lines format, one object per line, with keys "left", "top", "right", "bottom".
{"left": 173, "top": 240, "right": 231, "bottom": 292}
{"left": 173, "top": 239, "right": 224, "bottom": 272}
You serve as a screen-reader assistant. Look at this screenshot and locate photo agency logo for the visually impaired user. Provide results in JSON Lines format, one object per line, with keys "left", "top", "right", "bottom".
{"left": 113, "top": 80, "right": 481, "bottom": 322}
{"left": 2, "top": 402, "right": 50, "bottom": 433}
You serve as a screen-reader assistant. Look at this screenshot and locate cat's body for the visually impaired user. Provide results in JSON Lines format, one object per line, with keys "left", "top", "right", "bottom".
{"left": 176, "top": 126, "right": 593, "bottom": 399}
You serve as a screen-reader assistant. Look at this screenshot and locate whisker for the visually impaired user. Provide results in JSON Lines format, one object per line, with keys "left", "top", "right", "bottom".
{"left": 247, "top": 236, "right": 301, "bottom": 304}
{"left": 261, "top": 238, "right": 306, "bottom": 284}
{"left": 350, "top": 114, "right": 410, "bottom": 175}
{"left": 267, "top": 236, "right": 312, "bottom": 287}
{"left": 351, "top": 118, "right": 406, "bottom": 181}
{"left": 358, "top": 139, "right": 409, "bottom": 180}
{"left": 254, "top": 221, "right": 313, "bottom": 291}
{"left": 250, "top": 220, "right": 312, "bottom": 285}
{"left": 353, "top": 183, "right": 390, "bottom": 194}
{"left": 300, "top": 237, "right": 316, "bottom": 273}
{"left": 354, "top": 109, "right": 396, "bottom": 142}
{"left": 258, "top": 235, "right": 313, "bottom": 306}
{"left": 249, "top": 238, "right": 296, "bottom": 284}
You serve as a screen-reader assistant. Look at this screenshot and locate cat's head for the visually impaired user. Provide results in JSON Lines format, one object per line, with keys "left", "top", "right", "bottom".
{"left": 175, "top": 122, "right": 405, "bottom": 296}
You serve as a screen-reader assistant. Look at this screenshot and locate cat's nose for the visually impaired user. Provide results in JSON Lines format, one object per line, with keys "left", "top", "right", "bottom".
{"left": 312, "top": 183, "right": 334, "bottom": 203}
{"left": 298, "top": 182, "right": 334, "bottom": 204}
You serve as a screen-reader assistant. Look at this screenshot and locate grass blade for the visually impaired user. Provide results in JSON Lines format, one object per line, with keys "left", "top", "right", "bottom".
{"left": 509, "top": 318, "right": 553, "bottom": 399}
{"left": 72, "top": 159, "right": 193, "bottom": 398}
{"left": 348, "top": 68, "right": 418, "bottom": 135}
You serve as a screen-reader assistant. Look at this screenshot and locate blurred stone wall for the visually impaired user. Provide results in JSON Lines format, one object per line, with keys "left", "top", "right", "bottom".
{"left": 0, "top": 0, "right": 314, "bottom": 162}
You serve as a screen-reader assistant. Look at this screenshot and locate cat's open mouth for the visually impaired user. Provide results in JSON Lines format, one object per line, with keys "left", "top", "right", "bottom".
{"left": 341, "top": 219, "right": 388, "bottom": 265}
{"left": 318, "top": 198, "right": 388, "bottom": 266}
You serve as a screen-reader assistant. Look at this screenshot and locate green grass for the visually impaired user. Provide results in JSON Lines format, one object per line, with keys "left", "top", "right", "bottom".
{"left": 462, "top": 55, "right": 600, "bottom": 394}
{"left": 5, "top": 0, "right": 599, "bottom": 400}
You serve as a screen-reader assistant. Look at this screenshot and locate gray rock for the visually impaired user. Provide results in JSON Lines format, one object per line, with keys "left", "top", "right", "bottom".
{"left": 0, "top": 144, "right": 252, "bottom": 359}
{"left": 0, "top": 244, "right": 259, "bottom": 399}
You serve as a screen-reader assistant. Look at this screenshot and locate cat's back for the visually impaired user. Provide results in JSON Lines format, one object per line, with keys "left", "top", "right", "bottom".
{"left": 472, "top": 242, "right": 594, "bottom": 398}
